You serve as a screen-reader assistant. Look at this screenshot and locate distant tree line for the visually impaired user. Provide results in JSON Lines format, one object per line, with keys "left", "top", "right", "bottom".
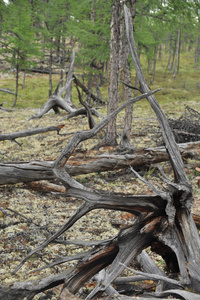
{"left": 0, "top": 0, "right": 199, "bottom": 143}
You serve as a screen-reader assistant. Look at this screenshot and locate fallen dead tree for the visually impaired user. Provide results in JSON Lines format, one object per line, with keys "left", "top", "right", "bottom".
{"left": 0, "top": 88, "right": 16, "bottom": 95}
{"left": 0, "top": 124, "right": 65, "bottom": 142}
{"left": 0, "top": 102, "right": 14, "bottom": 112}
{"left": 1, "top": 6, "right": 200, "bottom": 300}
{"left": 26, "top": 50, "right": 103, "bottom": 123}
{"left": 0, "top": 140, "right": 199, "bottom": 185}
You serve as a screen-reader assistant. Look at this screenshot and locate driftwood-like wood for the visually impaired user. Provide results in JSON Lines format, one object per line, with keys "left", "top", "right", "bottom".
{"left": 0, "top": 125, "right": 65, "bottom": 141}
{"left": 0, "top": 140, "right": 198, "bottom": 185}
{"left": 26, "top": 51, "right": 103, "bottom": 123}
{"left": 26, "top": 50, "right": 76, "bottom": 122}
{"left": 0, "top": 88, "right": 16, "bottom": 95}
{"left": 56, "top": 5, "right": 200, "bottom": 299}
{"left": 26, "top": 180, "right": 66, "bottom": 193}
{"left": 26, "top": 80, "right": 76, "bottom": 122}
{"left": 0, "top": 102, "right": 14, "bottom": 112}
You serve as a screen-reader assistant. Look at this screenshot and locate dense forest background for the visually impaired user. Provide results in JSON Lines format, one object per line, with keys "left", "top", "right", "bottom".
{"left": 1, "top": 0, "right": 200, "bottom": 106}
{"left": 1, "top": 0, "right": 200, "bottom": 145}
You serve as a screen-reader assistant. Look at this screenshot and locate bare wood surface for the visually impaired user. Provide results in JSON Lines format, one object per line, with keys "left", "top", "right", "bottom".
{"left": 0, "top": 141, "right": 198, "bottom": 185}
{"left": 0, "top": 88, "right": 16, "bottom": 95}
{"left": 104, "top": 297, "right": 179, "bottom": 300}
{"left": 144, "top": 289, "right": 200, "bottom": 300}
{"left": 0, "top": 125, "right": 65, "bottom": 141}
{"left": 0, "top": 270, "right": 70, "bottom": 300}
{"left": 75, "top": 85, "right": 96, "bottom": 129}
{"left": 26, "top": 180, "right": 66, "bottom": 193}
{"left": 26, "top": 51, "right": 103, "bottom": 122}
{"left": 26, "top": 51, "right": 76, "bottom": 122}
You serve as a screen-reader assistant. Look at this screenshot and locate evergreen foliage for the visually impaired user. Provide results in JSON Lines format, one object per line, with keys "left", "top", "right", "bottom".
{"left": 0, "top": 0, "right": 40, "bottom": 71}
{"left": 0, "top": 0, "right": 199, "bottom": 103}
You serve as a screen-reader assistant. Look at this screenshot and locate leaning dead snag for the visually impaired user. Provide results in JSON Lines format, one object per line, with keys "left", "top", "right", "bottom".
{"left": 75, "top": 85, "right": 96, "bottom": 129}
{"left": 124, "top": 2, "right": 200, "bottom": 293}
{"left": 73, "top": 75, "right": 104, "bottom": 105}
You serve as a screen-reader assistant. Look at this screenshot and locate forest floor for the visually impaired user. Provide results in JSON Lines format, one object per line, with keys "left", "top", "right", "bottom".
{"left": 0, "top": 90, "right": 200, "bottom": 299}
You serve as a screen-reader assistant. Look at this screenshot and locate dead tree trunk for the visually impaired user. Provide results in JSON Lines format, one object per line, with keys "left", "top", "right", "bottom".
{"left": 26, "top": 50, "right": 102, "bottom": 123}
{"left": 0, "top": 125, "right": 65, "bottom": 142}
{"left": 0, "top": 141, "right": 198, "bottom": 185}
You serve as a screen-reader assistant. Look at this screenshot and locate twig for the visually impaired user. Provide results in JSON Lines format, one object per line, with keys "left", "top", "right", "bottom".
{"left": 119, "top": 262, "right": 184, "bottom": 288}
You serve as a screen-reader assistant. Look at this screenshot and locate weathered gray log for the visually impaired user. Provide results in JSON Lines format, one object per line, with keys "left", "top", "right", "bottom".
{"left": 143, "top": 290, "right": 200, "bottom": 300}
{"left": 104, "top": 297, "right": 179, "bottom": 300}
{"left": 26, "top": 82, "right": 75, "bottom": 122}
{"left": 0, "top": 140, "right": 198, "bottom": 185}
{"left": 0, "top": 102, "right": 14, "bottom": 112}
{"left": 119, "top": 262, "right": 183, "bottom": 288}
{"left": 0, "top": 125, "right": 65, "bottom": 141}
{"left": 0, "top": 270, "right": 70, "bottom": 300}
{"left": 26, "top": 51, "right": 76, "bottom": 122}
{"left": 26, "top": 51, "right": 102, "bottom": 122}
{"left": 0, "top": 88, "right": 16, "bottom": 95}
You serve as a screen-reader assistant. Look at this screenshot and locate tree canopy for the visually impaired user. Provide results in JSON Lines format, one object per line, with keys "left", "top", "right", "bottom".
{"left": 1, "top": 0, "right": 199, "bottom": 77}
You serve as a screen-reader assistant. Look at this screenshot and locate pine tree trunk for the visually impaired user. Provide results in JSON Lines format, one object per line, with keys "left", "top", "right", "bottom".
{"left": 13, "top": 59, "right": 19, "bottom": 107}
{"left": 152, "top": 45, "right": 158, "bottom": 84}
{"left": 195, "top": 34, "right": 200, "bottom": 69}
{"left": 173, "top": 29, "right": 181, "bottom": 79}
{"left": 121, "top": 1, "right": 137, "bottom": 142}
{"left": 49, "top": 38, "right": 53, "bottom": 97}
{"left": 105, "top": 0, "right": 120, "bottom": 146}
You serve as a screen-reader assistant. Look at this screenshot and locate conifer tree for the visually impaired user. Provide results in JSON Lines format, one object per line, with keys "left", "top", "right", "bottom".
{"left": 0, "top": 0, "right": 40, "bottom": 106}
